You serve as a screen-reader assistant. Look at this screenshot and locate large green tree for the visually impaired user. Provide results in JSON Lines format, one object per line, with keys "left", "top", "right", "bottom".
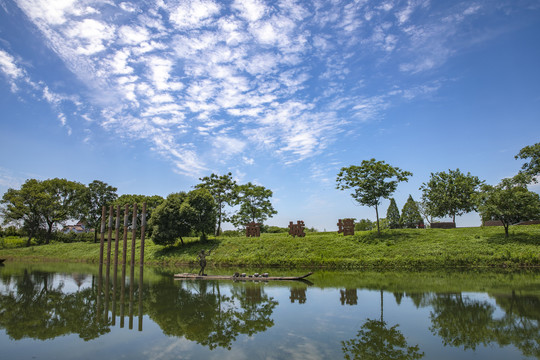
{"left": 515, "top": 142, "right": 540, "bottom": 182}
{"left": 81, "top": 180, "right": 117, "bottom": 243}
{"left": 40, "top": 178, "right": 86, "bottom": 244}
{"left": 195, "top": 172, "right": 238, "bottom": 236}
{"left": 150, "top": 192, "right": 191, "bottom": 246}
{"left": 336, "top": 159, "right": 412, "bottom": 235}
{"left": 386, "top": 198, "right": 401, "bottom": 229}
{"left": 1, "top": 178, "right": 85, "bottom": 245}
{"left": 420, "top": 169, "right": 483, "bottom": 224}
{"left": 230, "top": 182, "right": 277, "bottom": 229}
{"left": 1, "top": 179, "right": 47, "bottom": 246}
{"left": 476, "top": 174, "right": 540, "bottom": 238}
{"left": 400, "top": 195, "right": 423, "bottom": 229}
{"left": 184, "top": 189, "right": 216, "bottom": 242}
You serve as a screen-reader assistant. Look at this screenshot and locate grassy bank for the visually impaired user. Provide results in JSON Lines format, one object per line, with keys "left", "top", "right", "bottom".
{"left": 1, "top": 225, "right": 539, "bottom": 269}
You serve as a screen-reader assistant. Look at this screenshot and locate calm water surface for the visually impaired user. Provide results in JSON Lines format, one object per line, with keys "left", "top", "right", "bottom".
{"left": 1, "top": 263, "right": 539, "bottom": 359}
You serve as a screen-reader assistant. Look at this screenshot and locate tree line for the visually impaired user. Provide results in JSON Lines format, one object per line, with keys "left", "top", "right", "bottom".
{"left": 0, "top": 173, "right": 277, "bottom": 246}
{"left": 336, "top": 142, "right": 540, "bottom": 237}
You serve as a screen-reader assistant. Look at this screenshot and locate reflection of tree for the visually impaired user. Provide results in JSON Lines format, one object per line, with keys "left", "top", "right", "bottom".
{"left": 342, "top": 290, "right": 424, "bottom": 360}
{"left": 147, "top": 280, "right": 278, "bottom": 350}
{"left": 342, "top": 320, "right": 424, "bottom": 360}
{"left": 0, "top": 270, "right": 109, "bottom": 341}
{"left": 429, "top": 292, "right": 540, "bottom": 358}
{"left": 290, "top": 287, "right": 307, "bottom": 304}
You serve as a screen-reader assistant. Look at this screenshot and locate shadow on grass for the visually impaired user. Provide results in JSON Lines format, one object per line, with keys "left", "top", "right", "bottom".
{"left": 353, "top": 230, "right": 416, "bottom": 244}
{"left": 153, "top": 238, "right": 221, "bottom": 258}
{"left": 486, "top": 232, "right": 540, "bottom": 246}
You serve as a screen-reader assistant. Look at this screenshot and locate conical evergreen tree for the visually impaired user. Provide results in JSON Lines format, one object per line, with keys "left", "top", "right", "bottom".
{"left": 386, "top": 198, "right": 401, "bottom": 229}
{"left": 400, "top": 195, "right": 423, "bottom": 228}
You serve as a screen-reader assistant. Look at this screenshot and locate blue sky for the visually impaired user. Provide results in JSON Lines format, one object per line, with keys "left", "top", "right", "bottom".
{"left": 0, "top": 0, "right": 539, "bottom": 230}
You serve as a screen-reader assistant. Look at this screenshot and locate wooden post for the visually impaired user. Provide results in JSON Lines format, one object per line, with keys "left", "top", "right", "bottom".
{"left": 120, "top": 263, "right": 126, "bottom": 328}
{"left": 131, "top": 203, "right": 137, "bottom": 266}
{"left": 138, "top": 265, "right": 144, "bottom": 331}
{"left": 99, "top": 206, "right": 106, "bottom": 265}
{"left": 122, "top": 204, "right": 129, "bottom": 265}
{"left": 139, "top": 202, "right": 146, "bottom": 266}
{"left": 106, "top": 206, "right": 113, "bottom": 265}
{"left": 114, "top": 205, "right": 120, "bottom": 267}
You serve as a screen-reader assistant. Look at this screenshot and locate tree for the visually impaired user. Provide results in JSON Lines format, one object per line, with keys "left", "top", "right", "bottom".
{"left": 420, "top": 169, "right": 483, "bottom": 224}
{"left": 150, "top": 192, "right": 191, "bottom": 246}
{"left": 184, "top": 189, "right": 216, "bottom": 242}
{"left": 40, "top": 178, "right": 86, "bottom": 244}
{"left": 416, "top": 200, "right": 435, "bottom": 226}
{"left": 515, "top": 142, "right": 540, "bottom": 182}
{"left": 195, "top": 172, "right": 238, "bottom": 236}
{"left": 400, "top": 195, "right": 423, "bottom": 229}
{"left": 114, "top": 194, "right": 164, "bottom": 236}
{"left": 81, "top": 180, "right": 117, "bottom": 243}
{"left": 355, "top": 219, "right": 374, "bottom": 231}
{"left": 476, "top": 174, "right": 540, "bottom": 238}
{"left": 1, "top": 179, "right": 47, "bottom": 246}
{"left": 230, "top": 182, "right": 277, "bottom": 229}
{"left": 386, "top": 198, "right": 401, "bottom": 229}
{"left": 336, "top": 159, "right": 412, "bottom": 235}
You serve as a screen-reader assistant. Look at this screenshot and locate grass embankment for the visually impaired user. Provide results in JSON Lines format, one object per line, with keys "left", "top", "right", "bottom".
{"left": 1, "top": 225, "right": 539, "bottom": 269}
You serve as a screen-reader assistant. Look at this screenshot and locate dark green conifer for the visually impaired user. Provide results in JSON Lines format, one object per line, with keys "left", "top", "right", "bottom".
{"left": 386, "top": 198, "right": 401, "bottom": 229}
{"left": 400, "top": 195, "right": 423, "bottom": 228}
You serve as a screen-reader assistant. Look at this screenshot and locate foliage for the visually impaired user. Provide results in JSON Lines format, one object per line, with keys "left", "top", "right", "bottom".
{"left": 400, "top": 195, "right": 423, "bottom": 229}
{"left": 195, "top": 172, "right": 238, "bottom": 236}
{"left": 515, "top": 142, "right": 540, "bottom": 182}
{"left": 184, "top": 189, "right": 216, "bottom": 242}
{"left": 114, "top": 194, "right": 164, "bottom": 237}
{"left": 386, "top": 198, "right": 401, "bottom": 229}
{"left": 81, "top": 180, "right": 117, "bottom": 243}
{"left": 476, "top": 174, "right": 540, "bottom": 237}
{"left": 416, "top": 200, "right": 435, "bottom": 226}
{"left": 230, "top": 182, "right": 277, "bottom": 229}
{"left": 150, "top": 192, "right": 191, "bottom": 246}
{"left": 336, "top": 159, "right": 412, "bottom": 235}
{"left": 420, "top": 169, "right": 483, "bottom": 223}
{"left": 355, "top": 219, "right": 374, "bottom": 231}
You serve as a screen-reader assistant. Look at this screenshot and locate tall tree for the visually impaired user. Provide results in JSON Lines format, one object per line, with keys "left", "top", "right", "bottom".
{"left": 195, "top": 172, "right": 238, "bottom": 236}
{"left": 420, "top": 169, "right": 483, "bottom": 224}
{"left": 515, "top": 142, "right": 540, "bottom": 182}
{"left": 386, "top": 198, "right": 401, "bottom": 229}
{"left": 230, "top": 182, "right": 277, "bottom": 229}
{"left": 476, "top": 174, "right": 540, "bottom": 238}
{"left": 82, "top": 180, "right": 118, "bottom": 243}
{"left": 184, "top": 189, "right": 216, "bottom": 242}
{"left": 114, "top": 194, "right": 164, "bottom": 235}
{"left": 336, "top": 159, "right": 412, "bottom": 235}
{"left": 400, "top": 195, "right": 423, "bottom": 229}
{"left": 150, "top": 192, "right": 191, "bottom": 246}
{"left": 40, "top": 178, "right": 86, "bottom": 244}
{"left": 1, "top": 179, "right": 47, "bottom": 246}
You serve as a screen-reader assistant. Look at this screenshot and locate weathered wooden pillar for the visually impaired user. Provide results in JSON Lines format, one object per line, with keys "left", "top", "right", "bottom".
{"left": 114, "top": 205, "right": 120, "bottom": 267}
{"left": 122, "top": 204, "right": 129, "bottom": 265}
{"left": 131, "top": 203, "right": 137, "bottom": 266}
{"left": 99, "top": 206, "right": 106, "bottom": 265}
{"left": 106, "top": 206, "right": 113, "bottom": 265}
{"left": 139, "top": 202, "right": 146, "bottom": 266}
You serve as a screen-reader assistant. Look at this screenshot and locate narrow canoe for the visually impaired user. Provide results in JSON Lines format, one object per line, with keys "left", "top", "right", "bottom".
{"left": 174, "top": 272, "right": 313, "bottom": 281}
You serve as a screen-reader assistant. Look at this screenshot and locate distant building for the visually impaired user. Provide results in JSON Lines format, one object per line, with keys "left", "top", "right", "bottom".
{"left": 63, "top": 221, "right": 89, "bottom": 233}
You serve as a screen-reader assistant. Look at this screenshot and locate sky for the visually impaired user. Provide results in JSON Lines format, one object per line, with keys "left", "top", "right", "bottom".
{"left": 0, "top": 0, "right": 539, "bottom": 231}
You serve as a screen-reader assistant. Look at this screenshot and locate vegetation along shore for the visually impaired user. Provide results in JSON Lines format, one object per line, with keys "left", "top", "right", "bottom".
{"left": 1, "top": 225, "right": 539, "bottom": 269}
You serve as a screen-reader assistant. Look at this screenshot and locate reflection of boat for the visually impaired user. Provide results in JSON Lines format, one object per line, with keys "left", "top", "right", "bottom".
{"left": 174, "top": 272, "right": 313, "bottom": 282}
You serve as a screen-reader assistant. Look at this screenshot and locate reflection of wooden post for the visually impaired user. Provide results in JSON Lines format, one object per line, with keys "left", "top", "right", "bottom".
{"left": 99, "top": 206, "right": 106, "bottom": 265}
{"left": 140, "top": 202, "right": 146, "bottom": 266}
{"left": 122, "top": 205, "right": 129, "bottom": 265}
{"left": 129, "top": 263, "right": 134, "bottom": 330}
{"left": 112, "top": 263, "right": 117, "bottom": 326}
{"left": 131, "top": 203, "right": 137, "bottom": 266}
{"left": 138, "top": 266, "right": 144, "bottom": 331}
{"left": 120, "top": 264, "right": 126, "bottom": 328}
{"left": 104, "top": 262, "right": 110, "bottom": 322}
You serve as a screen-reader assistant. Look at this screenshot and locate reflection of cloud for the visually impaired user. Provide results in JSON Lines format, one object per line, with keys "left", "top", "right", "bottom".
{"left": 144, "top": 337, "right": 197, "bottom": 360}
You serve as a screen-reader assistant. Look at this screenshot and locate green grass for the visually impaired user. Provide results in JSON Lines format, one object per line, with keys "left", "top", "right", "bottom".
{"left": 1, "top": 225, "right": 539, "bottom": 269}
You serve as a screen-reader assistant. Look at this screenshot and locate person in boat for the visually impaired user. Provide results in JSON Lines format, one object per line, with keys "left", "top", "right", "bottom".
{"left": 197, "top": 246, "right": 215, "bottom": 275}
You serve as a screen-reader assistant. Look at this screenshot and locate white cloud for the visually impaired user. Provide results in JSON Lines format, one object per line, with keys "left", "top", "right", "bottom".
{"left": 64, "top": 19, "right": 116, "bottom": 55}
{"left": 168, "top": 0, "right": 221, "bottom": 30}
{"left": 233, "top": 0, "right": 267, "bottom": 22}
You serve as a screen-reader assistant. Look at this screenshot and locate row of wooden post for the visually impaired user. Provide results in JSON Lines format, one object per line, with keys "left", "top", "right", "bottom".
{"left": 97, "top": 202, "right": 146, "bottom": 331}
{"left": 98, "top": 203, "right": 146, "bottom": 267}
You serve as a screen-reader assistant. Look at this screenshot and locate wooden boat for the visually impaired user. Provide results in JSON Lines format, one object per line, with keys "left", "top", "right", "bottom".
{"left": 174, "top": 272, "right": 313, "bottom": 282}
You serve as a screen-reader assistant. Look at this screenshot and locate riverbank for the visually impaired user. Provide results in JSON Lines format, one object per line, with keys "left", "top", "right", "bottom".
{"left": 1, "top": 225, "right": 539, "bottom": 269}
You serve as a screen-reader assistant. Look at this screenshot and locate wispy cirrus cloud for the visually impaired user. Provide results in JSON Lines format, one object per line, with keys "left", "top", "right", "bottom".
{"left": 2, "top": 0, "right": 526, "bottom": 176}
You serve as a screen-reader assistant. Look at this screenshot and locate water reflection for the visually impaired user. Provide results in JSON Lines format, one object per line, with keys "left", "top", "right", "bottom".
{"left": 0, "top": 266, "right": 539, "bottom": 360}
